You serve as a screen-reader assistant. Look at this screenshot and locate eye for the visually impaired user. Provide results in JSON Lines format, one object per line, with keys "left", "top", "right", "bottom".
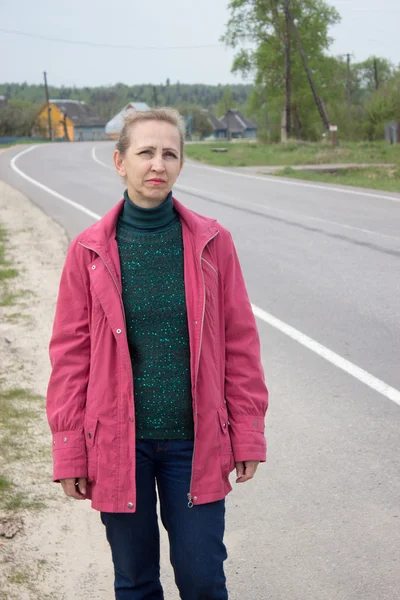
{"left": 165, "top": 151, "right": 178, "bottom": 159}
{"left": 139, "top": 150, "right": 151, "bottom": 156}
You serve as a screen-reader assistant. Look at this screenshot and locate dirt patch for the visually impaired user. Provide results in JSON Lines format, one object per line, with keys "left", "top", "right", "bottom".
{"left": 0, "top": 181, "right": 115, "bottom": 599}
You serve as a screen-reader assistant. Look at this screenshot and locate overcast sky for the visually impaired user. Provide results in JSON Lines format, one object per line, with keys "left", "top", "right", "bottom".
{"left": 0, "top": 0, "right": 398, "bottom": 88}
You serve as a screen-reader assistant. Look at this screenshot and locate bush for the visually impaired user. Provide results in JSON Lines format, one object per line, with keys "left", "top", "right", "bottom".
{"left": 0, "top": 101, "right": 42, "bottom": 137}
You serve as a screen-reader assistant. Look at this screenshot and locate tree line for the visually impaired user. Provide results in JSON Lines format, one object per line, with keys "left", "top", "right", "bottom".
{"left": 0, "top": 82, "right": 252, "bottom": 138}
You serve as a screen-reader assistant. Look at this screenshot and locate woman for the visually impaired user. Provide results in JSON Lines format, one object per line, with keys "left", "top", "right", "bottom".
{"left": 47, "top": 108, "right": 268, "bottom": 600}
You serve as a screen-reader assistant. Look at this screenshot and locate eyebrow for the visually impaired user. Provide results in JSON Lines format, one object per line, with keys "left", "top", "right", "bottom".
{"left": 137, "top": 146, "right": 179, "bottom": 153}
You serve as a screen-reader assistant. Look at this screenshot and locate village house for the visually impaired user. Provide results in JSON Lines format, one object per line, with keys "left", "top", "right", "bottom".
{"left": 105, "top": 102, "right": 151, "bottom": 139}
{"left": 35, "top": 99, "right": 105, "bottom": 141}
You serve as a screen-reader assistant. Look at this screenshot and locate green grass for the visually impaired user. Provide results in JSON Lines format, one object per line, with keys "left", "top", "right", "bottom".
{"left": 185, "top": 140, "right": 400, "bottom": 168}
{"left": 5, "top": 311, "right": 33, "bottom": 324}
{"left": 7, "top": 569, "right": 31, "bottom": 585}
{"left": 0, "top": 476, "right": 12, "bottom": 490}
{"left": 274, "top": 165, "right": 400, "bottom": 193}
{"left": 0, "top": 291, "right": 19, "bottom": 307}
{"left": 4, "top": 492, "right": 46, "bottom": 511}
{"left": 2, "top": 564, "right": 53, "bottom": 600}
{"left": 0, "top": 388, "right": 45, "bottom": 509}
{"left": 0, "top": 267, "right": 18, "bottom": 281}
{"left": 0, "top": 388, "right": 41, "bottom": 460}
{"left": 0, "top": 225, "right": 20, "bottom": 306}
{"left": 0, "top": 225, "right": 9, "bottom": 262}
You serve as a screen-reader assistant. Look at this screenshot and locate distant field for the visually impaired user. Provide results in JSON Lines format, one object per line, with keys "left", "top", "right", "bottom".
{"left": 185, "top": 140, "right": 400, "bottom": 168}
{"left": 274, "top": 165, "right": 400, "bottom": 194}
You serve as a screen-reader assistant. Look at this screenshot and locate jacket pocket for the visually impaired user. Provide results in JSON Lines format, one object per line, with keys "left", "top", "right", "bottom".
{"left": 218, "top": 407, "right": 234, "bottom": 476}
{"left": 84, "top": 417, "right": 99, "bottom": 482}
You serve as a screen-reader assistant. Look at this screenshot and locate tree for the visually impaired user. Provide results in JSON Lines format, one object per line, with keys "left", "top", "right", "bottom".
{"left": 217, "top": 87, "right": 236, "bottom": 116}
{"left": 217, "top": 87, "right": 237, "bottom": 140}
{"left": 222, "top": 0, "right": 341, "bottom": 140}
{"left": 177, "top": 104, "right": 213, "bottom": 139}
{"left": 0, "top": 100, "right": 41, "bottom": 137}
{"left": 351, "top": 57, "right": 395, "bottom": 103}
{"left": 362, "top": 70, "right": 400, "bottom": 140}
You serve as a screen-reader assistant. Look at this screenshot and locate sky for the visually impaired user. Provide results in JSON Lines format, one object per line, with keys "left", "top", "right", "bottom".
{"left": 0, "top": 0, "right": 399, "bottom": 88}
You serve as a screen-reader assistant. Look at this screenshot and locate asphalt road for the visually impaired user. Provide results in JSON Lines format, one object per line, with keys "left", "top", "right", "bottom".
{"left": 1, "top": 141, "right": 399, "bottom": 600}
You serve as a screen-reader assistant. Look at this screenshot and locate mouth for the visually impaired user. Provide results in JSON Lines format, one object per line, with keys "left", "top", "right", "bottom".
{"left": 146, "top": 178, "right": 167, "bottom": 185}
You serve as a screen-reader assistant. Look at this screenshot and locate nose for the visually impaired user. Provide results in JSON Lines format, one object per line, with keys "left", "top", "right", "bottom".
{"left": 151, "top": 153, "right": 165, "bottom": 173}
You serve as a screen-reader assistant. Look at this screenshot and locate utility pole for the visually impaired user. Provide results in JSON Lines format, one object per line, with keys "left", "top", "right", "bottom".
{"left": 152, "top": 86, "right": 159, "bottom": 107}
{"left": 43, "top": 71, "right": 53, "bottom": 141}
{"left": 284, "top": 0, "right": 291, "bottom": 139}
{"left": 288, "top": 8, "right": 330, "bottom": 130}
{"left": 373, "top": 58, "right": 379, "bottom": 90}
{"left": 346, "top": 53, "right": 351, "bottom": 139}
{"left": 62, "top": 112, "right": 69, "bottom": 142}
{"left": 262, "top": 85, "right": 271, "bottom": 142}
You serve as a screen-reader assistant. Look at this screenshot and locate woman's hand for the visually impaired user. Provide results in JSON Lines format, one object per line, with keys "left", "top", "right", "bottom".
{"left": 60, "top": 477, "right": 87, "bottom": 499}
{"left": 235, "top": 461, "right": 260, "bottom": 483}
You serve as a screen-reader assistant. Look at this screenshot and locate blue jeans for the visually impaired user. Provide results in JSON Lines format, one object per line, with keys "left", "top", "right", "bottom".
{"left": 101, "top": 440, "right": 228, "bottom": 600}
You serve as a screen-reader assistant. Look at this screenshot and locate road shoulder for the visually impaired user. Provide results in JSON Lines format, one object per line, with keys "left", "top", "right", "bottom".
{"left": 0, "top": 181, "right": 113, "bottom": 600}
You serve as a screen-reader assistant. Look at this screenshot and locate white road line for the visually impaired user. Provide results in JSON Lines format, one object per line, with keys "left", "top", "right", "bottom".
{"left": 92, "top": 146, "right": 113, "bottom": 170}
{"left": 10, "top": 145, "right": 101, "bottom": 221}
{"left": 186, "top": 160, "right": 400, "bottom": 204}
{"left": 92, "top": 147, "right": 399, "bottom": 242}
{"left": 11, "top": 144, "right": 400, "bottom": 407}
{"left": 252, "top": 305, "right": 400, "bottom": 406}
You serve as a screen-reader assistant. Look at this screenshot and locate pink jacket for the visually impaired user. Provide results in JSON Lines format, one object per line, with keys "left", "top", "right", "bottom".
{"left": 47, "top": 198, "right": 268, "bottom": 513}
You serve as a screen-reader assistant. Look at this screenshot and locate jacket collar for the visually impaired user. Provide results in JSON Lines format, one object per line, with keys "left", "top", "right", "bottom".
{"left": 79, "top": 196, "right": 219, "bottom": 252}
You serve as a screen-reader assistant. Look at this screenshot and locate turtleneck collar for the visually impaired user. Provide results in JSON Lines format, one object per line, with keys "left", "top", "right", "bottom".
{"left": 119, "top": 190, "right": 178, "bottom": 232}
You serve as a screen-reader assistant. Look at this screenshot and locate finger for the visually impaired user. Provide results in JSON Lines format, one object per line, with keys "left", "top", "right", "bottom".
{"left": 60, "top": 478, "right": 76, "bottom": 495}
{"left": 60, "top": 478, "right": 86, "bottom": 500}
{"left": 235, "top": 461, "right": 245, "bottom": 479}
{"left": 236, "top": 462, "right": 258, "bottom": 483}
{"left": 236, "top": 472, "right": 254, "bottom": 483}
{"left": 236, "top": 470, "right": 253, "bottom": 483}
{"left": 77, "top": 477, "right": 87, "bottom": 496}
{"left": 245, "top": 462, "right": 259, "bottom": 477}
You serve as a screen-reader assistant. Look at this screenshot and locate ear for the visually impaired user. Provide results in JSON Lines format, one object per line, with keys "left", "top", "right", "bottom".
{"left": 114, "top": 150, "right": 126, "bottom": 178}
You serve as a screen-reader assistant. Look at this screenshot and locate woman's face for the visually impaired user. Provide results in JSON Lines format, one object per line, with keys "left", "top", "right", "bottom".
{"left": 114, "top": 120, "right": 183, "bottom": 208}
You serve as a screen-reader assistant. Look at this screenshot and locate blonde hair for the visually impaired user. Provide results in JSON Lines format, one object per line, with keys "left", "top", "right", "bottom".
{"left": 116, "top": 107, "right": 186, "bottom": 161}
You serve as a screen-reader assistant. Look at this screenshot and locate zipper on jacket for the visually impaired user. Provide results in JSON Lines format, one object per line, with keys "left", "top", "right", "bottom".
{"left": 187, "top": 231, "right": 219, "bottom": 508}
{"left": 79, "top": 242, "right": 126, "bottom": 326}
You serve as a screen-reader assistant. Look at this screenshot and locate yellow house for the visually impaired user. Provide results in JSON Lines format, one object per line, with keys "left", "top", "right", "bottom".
{"left": 36, "top": 102, "right": 74, "bottom": 141}
{"left": 35, "top": 99, "right": 105, "bottom": 141}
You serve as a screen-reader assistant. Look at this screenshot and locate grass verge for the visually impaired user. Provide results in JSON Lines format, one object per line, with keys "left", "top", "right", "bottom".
{"left": 274, "top": 165, "right": 400, "bottom": 194}
{"left": 185, "top": 140, "right": 400, "bottom": 168}
{"left": 0, "top": 224, "right": 47, "bottom": 513}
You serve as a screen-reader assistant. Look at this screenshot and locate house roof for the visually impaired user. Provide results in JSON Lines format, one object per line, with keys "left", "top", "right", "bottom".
{"left": 49, "top": 99, "right": 105, "bottom": 128}
{"left": 207, "top": 113, "right": 227, "bottom": 131}
{"left": 220, "top": 109, "right": 257, "bottom": 133}
{"left": 105, "top": 102, "right": 151, "bottom": 134}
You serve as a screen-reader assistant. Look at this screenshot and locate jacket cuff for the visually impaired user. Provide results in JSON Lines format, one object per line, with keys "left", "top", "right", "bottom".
{"left": 232, "top": 443, "right": 267, "bottom": 463}
{"left": 52, "top": 430, "right": 87, "bottom": 481}
{"left": 229, "top": 414, "right": 267, "bottom": 463}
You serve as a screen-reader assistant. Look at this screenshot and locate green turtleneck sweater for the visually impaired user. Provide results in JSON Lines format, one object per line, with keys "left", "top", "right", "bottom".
{"left": 116, "top": 190, "right": 194, "bottom": 440}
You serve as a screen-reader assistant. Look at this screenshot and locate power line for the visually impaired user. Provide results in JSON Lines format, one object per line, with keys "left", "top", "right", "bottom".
{"left": 0, "top": 28, "right": 224, "bottom": 51}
